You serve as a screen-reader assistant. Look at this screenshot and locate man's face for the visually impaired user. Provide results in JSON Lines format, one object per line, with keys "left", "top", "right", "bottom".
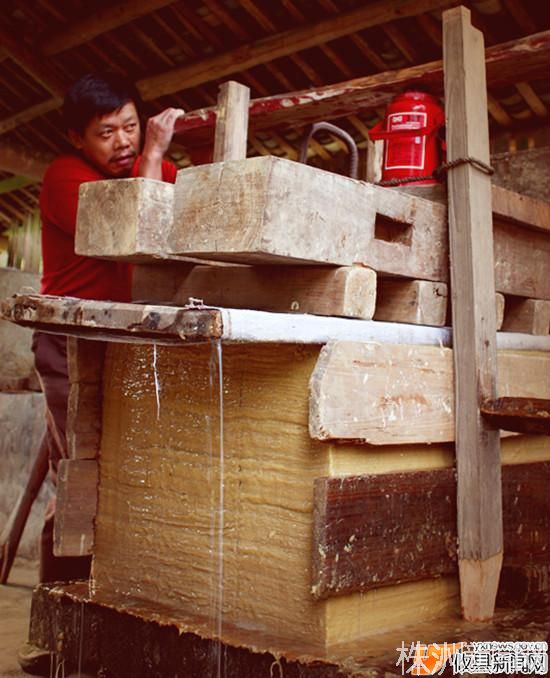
{"left": 69, "top": 101, "right": 141, "bottom": 177}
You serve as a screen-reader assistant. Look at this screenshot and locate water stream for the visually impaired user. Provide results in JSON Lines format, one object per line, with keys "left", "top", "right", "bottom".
{"left": 152, "top": 342, "right": 161, "bottom": 420}
{"left": 208, "top": 339, "right": 226, "bottom": 677}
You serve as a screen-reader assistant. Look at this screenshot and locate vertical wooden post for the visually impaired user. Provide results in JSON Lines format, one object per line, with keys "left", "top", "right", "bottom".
{"left": 443, "top": 6, "right": 503, "bottom": 621}
{"left": 213, "top": 81, "right": 250, "bottom": 162}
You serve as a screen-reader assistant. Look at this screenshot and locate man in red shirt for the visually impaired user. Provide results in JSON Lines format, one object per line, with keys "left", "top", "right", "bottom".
{"left": 35, "top": 73, "right": 182, "bottom": 583}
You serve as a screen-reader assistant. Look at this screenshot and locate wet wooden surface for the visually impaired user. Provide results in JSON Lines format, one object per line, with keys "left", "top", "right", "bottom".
{"left": 28, "top": 580, "right": 550, "bottom": 677}
{"left": 313, "top": 462, "right": 550, "bottom": 600}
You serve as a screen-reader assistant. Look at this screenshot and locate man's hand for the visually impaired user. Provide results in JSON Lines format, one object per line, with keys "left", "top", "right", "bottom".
{"left": 138, "top": 107, "right": 185, "bottom": 180}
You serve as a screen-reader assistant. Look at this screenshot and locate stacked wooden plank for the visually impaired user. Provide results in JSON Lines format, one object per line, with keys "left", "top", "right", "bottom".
{"left": 76, "top": 155, "right": 550, "bottom": 333}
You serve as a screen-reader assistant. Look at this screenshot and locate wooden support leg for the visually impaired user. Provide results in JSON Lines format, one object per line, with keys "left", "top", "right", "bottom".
{"left": 443, "top": 6, "right": 502, "bottom": 621}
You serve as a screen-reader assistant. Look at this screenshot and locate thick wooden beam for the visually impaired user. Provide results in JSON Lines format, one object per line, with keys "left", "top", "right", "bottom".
{"left": 171, "top": 30, "right": 550, "bottom": 144}
{"left": 0, "top": 97, "right": 62, "bottom": 136}
{"left": 5, "top": 28, "right": 550, "bottom": 144}
{"left": 137, "top": 0, "right": 458, "bottom": 101}
{"left": 312, "top": 462, "right": 550, "bottom": 599}
{"left": 4, "top": 293, "right": 550, "bottom": 350}
{"left": 0, "top": 294, "right": 223, "bottom": 343}
{"left": 213, "top": 81, "right": 250, "bottom": 162}
{"left": 27, "top": 579, "right": 550, "bottom": 677}
{"left": 444, "top": 6, "right": 502, "bottom": 622}
{"left": 75, "top": 178, "right": 174, "bottom": 261}
{"left": 492, "top": 185, "right": 550, "bottom": 235}
{"left": 502, "top": 298, "right": 550, "bottom": 335}
{"left": 481, "top": 397, "right": 550, "bottom": 435}
{"left": 170, "top": 156, "right": 448, "bottom": 275}
{"left": 374, "top": 279, "right": 447, "bottom": 326}
{"left": 40, "top": 0, "right": 180, "bottom": 56}
{"left": 0, "top": 140, "right": 53, "bottom": 181}
{"left": 308, "top": 341, "right": 550, "bottom": 445}
{"left": 172, "top": 264, "right": 377, "bottom": 319}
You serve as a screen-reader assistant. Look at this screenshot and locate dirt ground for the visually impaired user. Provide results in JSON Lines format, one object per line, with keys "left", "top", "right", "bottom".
{"left": 0, "top": 558, "right": 38, "bottom": 678}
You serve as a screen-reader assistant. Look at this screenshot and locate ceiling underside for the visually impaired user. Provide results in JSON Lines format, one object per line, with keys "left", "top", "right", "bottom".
{"left": 0, "top": 0, "right": 549, "bottom": 230}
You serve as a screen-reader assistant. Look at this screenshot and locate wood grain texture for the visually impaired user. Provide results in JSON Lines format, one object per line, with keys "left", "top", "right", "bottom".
{"left": 137, "top": 0, "right": 457, "bottom": 101}
{"left": 502, "top": 298, "right": 550, "bottom": 335}
{"left": 492, "top": 184, "right": 550, "bottom": 234}
{"left": 443, "top": 6, "right": 501, "bottom": 620}
{"left": 76, "top": 178, "right": 174, "bottom": 262}
{"left": 493, "top": 219, "right": 550, "bottom": 299}
{"left": 53, "top": 459, "right": 98, "bottom": 557}
{"left": 66, "top": 338, "right": 106, "bottom": 460}
{"left": 71, "top": 160, "right": 550, "bottom": 301}
{"left": 213, "top": 81, "right": 250, "bottom": 162}
{"left": 171, "top": 156, "right": 448, "bottom": 277}
{"left": 312, "top": 468, "right": 457, "bottom": 599}
{"left": 312, "top": 461, "right": 550, "bottom": 599}
{"left": 170, "top": 30, "right": 550, "bottom": 144}
{"left": 0, "top": 294, "right": 223, "bottom": 343}
{"left": 172, "top": 264, "right": 377, "bottom": 319}
{"left": 481, "top": 397, "right": 550, "bottom": 435}
{"left": 495, "top": 292, "right": 505, "bottom": 330}
{"left": 309, "top": 342, "right": 550, "bottom": 445}
{"left": 374, "top": 279, "right": 447, "bottom": 326}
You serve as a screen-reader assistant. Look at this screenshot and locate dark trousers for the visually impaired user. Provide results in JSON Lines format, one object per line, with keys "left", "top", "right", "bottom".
{"left": 32, "top": 332, "right": 91, "bottom": 583}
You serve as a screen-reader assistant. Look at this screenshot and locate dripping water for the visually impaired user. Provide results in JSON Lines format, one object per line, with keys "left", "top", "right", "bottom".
{"left": 215, "top": 339, "right": 225, "bottom": 678}
{"left": 152, "top": 343, "right": 161, "bottom": 420}
{"left": 207, "top": 339, "right": 225, "bottom": 677}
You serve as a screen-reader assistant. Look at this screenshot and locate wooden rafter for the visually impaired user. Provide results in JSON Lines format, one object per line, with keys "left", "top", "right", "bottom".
{"left": 40, "top": 0, "right": 180, "bottom": 56}
{"left": 0, "top": 139, "right": 53, "bottom": 180}
{"left": 0, "top": 97, "right": 62, "bottom": 135}
{"left": 0, "top": 25, "right": 65, "bottom": 97}
{"left": 2, "top": 11, "right": 548, "bottom": 145}
{"left": 137, "top": 0, "right": 459, "bottom": 100}
{"left": 172, "top": 28, "right": 550, "bottom": 145}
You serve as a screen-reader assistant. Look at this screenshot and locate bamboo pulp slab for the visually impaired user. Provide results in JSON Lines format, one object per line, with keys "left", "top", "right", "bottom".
{"left": 3, "top": 294, "right": 550, "bottom": 350}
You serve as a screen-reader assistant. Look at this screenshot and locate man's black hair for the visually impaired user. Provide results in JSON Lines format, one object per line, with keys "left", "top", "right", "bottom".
{"left": 63, "top": 73, "right": 142, "bottom": 135}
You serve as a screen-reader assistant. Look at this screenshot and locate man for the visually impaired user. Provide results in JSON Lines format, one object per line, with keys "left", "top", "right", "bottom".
{"left": 34, "top": 73, "right": 183, "bottom": 584}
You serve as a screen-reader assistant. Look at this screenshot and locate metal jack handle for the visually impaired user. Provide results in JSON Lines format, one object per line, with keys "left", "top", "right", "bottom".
{"left": 299, "top": 121, "right": 359, "bottom": 179}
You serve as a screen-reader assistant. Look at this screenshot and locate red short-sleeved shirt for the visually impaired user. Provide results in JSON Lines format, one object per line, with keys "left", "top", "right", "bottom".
{"left": 39, "top": 154, "right": 177, "bottom": 301}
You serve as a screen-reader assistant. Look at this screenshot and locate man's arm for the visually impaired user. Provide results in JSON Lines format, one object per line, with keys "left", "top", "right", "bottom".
{"left": 137, "top": 107, "right": 184, "bottom": 181}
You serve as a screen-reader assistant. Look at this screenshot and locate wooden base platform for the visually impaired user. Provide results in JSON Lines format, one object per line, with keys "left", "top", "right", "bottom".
{"left": 29, "top": 582, "right": 550, "bottom": 678}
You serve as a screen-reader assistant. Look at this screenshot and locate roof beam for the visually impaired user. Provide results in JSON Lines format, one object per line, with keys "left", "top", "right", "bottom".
{"left": 0, "top": 97, "right": 62, "bottom": 135}
{"left": 40, "top": 0, "right": 180, "bottom": 56}
{"left": 173, "top": 28, "right": 550, "bottom": 143}
{"left": 0, "top": 140, "right": 53, "bottom": 181}
{"left": 0, "top": 26, "right": 65, "bottom": 96}
{"left": 2, "top": 23, "right": 550, "bottom": 143}
{"left": 137, "top": 0, "right": 459, "bottom": 100}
